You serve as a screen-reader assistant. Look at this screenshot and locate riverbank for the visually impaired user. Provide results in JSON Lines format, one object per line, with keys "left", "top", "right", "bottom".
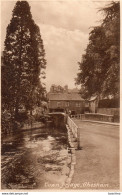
{"left": 21, "top": 122, "right": 45, "bottom": 131}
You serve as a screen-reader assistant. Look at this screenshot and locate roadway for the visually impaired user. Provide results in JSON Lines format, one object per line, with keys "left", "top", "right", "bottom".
{"left": 71, "top": 119, "right": 119, "bottom": 190}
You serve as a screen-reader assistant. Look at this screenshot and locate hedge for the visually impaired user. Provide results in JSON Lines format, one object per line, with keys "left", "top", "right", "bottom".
{"left": 98, "top": 98, "right": 119, "bottom": 108}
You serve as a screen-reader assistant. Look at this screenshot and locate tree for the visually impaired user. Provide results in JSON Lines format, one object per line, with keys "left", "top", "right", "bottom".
{"left": 100, "top": 1, "right": 120, "bottom": 97}
{"left": 2, "top": 1, "right": 46, "bottom": 121}
{"left": 76, "top": 1, "right": 120, "bottom": 99}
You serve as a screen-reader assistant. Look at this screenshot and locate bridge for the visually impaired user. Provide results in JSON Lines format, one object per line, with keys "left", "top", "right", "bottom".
{"left": 47, "top": 112, "right": 67, "bottom": 129}
{"left": 66, "top": 116, "right": 119, "bottom": 189}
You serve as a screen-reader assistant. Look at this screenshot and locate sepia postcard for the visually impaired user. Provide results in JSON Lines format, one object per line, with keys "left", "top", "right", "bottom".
{"left": 0, "top": 0, "right": 121, "bottom": 193}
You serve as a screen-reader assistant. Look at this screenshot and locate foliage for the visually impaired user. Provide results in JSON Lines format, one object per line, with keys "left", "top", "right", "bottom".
{"left": 2, "top": 1, "right": 46, "bottom": 119}
{"left": 76, "top": 1, "right": 120, "bottom": 99}
{"left": 1, "top": 109, "right": 13, "bottom": 134}
{"left": 1, "top": 1, "right": 46, "bottom": 133}
{"left": 98, "top": 98, "right": 119, "bottom": 108}
{"left": 50, "top": 84, "right": 68, "bottom": 93}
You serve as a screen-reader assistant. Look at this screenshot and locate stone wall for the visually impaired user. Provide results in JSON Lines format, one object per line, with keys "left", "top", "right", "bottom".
{"left": 97, "top": 108, "right": 119, "bottom": 116}
{"left": 97, "top": 108, "right": 119, "bottom": 122}
{"left": 84, "top": 113, "right": 114, "bottom": 122}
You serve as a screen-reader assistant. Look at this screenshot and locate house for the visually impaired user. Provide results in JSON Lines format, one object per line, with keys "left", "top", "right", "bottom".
{"left": 47, "top": 91, "right": 85, "bottom": 114}
{"left": 84, "top": 96, "right": 98, "bottom": 113}
{"left": 89, "top": 96, "right": 98, "bottom": 113}
{"left": 84, "top": 100, "right": 90, "bottom": 113}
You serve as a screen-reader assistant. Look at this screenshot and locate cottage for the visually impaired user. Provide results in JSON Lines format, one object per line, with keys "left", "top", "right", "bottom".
{"left": 89, "top": 96, "right": 98, "bottom": 113}
{"left": 47, "top": 92, "right": 85, "bottom": 114}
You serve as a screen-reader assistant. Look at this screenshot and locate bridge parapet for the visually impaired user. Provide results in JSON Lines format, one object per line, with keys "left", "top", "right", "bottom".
{"left": 67, "top": 116, "right": 78, "bottom": 139}
{"left": 71, "top": 113, "right": 114, "bottom": 123}
{"left": 47, "top": 112, "right": 67, "bottom": 129}
{"left": 71, "top": 114, "right": 85, "bottom": 120}
{"left": 67, "top": 116, "right": 81, "bottom": 149}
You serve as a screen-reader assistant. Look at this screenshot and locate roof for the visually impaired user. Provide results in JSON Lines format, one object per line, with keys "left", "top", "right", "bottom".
{"left": 48, "top": 93, "right": 84, "bottom": 101}
{"left": 68, "top": 88, "right": 79, "bottom": 93}
{"left": 89, "top": 96, "right": 97, "bottom": 102}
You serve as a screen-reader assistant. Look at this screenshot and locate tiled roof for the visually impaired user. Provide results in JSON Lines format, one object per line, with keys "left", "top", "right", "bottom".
{"left": 48, "top": 93, "right": 84, "bottom": 101}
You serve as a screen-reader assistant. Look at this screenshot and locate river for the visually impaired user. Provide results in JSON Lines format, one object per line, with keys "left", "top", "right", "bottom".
{"left": 1, "top": 124, "right": 71, "bottom": 190}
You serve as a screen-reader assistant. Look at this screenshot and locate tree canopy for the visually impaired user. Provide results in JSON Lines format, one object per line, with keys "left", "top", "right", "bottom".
{"left": 76, "top": 1, "right": 120, "bottom": 99}
{"left": 2, "top": 1, "right": 46, "bottom": 120}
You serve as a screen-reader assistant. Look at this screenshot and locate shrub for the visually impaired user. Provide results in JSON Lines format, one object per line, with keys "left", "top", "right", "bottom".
{"left": 98, "top": 98, "right": 119, "bottom": 108}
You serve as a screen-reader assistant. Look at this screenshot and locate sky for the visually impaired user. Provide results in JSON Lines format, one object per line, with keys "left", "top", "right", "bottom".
{"left": 1, "top": 0, "right": 110, "bottom": 91}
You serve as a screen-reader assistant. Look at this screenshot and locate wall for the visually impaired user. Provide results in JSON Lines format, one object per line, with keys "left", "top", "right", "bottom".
{"left": 97, "top": 108, "right": 119, "bottom": 115}
{"left": 89, "top": 101, "right": 96, "bottom": 113}
{"left": 51, "top": 114, "right": 66, "bottom": 129}
{"left": 49, "top": 100, "right": 85, "bottom": 114}
{"left": 97, "top": 108, "right": 120, "bottom": 122}
{"left": 89, "top": 99, "right": 98, "bottom": 113}
{"left": 85, "top": 113, "right": 114, "bottom": 122}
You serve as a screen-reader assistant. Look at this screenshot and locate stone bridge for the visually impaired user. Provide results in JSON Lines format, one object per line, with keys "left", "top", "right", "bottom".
{"left": 48, "top": 112, "right": 67, "bottom": 129}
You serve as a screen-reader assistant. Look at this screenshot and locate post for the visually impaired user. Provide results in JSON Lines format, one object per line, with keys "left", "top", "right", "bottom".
{"left": 77, "top": 128, "right": 81, "bottom": 150}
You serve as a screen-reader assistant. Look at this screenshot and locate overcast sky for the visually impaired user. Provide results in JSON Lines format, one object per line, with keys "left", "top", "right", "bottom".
{"left": 1, "top": 0, "right": 110, "bottom": 91}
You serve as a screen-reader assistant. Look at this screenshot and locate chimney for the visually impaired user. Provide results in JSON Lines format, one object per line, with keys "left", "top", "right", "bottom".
{"left": 64, "top": 85, "right": 68, "bottom": 93}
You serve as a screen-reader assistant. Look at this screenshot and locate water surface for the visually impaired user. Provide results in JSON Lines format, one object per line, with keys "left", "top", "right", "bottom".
{"left": 1, "top": 126, "right": 70, "bottom": 189}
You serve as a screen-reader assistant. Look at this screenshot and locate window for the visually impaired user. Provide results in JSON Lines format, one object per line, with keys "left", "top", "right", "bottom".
{"left": 76, "top": 102, "right": 81, "bottom": 107}
{"left": 65, "top": 102, "right": 69, "bottom": 107}
{"left": 57, "top": 102, "right": 61, "bottom": 107}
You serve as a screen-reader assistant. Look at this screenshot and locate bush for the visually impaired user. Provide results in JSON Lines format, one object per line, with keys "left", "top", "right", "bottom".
{"left": 15, "top": 111, "right": 28, "bottom": 122}
{"left": 98, "top": 98, "right": 120, "bottom": 108}
{"left": 1, "top": 110, "right": 14, "bottom": 134}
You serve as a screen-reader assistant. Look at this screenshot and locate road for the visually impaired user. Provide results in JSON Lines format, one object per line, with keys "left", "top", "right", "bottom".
{"left": 71, "top": 119, "right": 119, "bottom": 190}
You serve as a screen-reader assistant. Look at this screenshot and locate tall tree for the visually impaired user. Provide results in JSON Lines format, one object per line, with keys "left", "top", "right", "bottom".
{"left": 76, "top": 1, "right": 120, "bottom": 99}
{"left": 2, "top": 1, "right": 46, "bottom": 119}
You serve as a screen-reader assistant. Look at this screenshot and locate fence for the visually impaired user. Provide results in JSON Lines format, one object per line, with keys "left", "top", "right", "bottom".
{"left": 71, "top": 114, "right": 85, "bottom": 120}
{"left": 67, "top": 116, "right": 78, "bottom": 139}
{"left": 67, "top": 116, "right": 81, "bottom": 149}
{"left": 71, "top": 113, "right": 115, "bottom": 123}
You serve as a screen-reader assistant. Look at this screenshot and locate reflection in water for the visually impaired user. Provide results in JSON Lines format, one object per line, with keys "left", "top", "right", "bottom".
{"left": 1, "top": 126, "right": 70, "bottom": 189}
